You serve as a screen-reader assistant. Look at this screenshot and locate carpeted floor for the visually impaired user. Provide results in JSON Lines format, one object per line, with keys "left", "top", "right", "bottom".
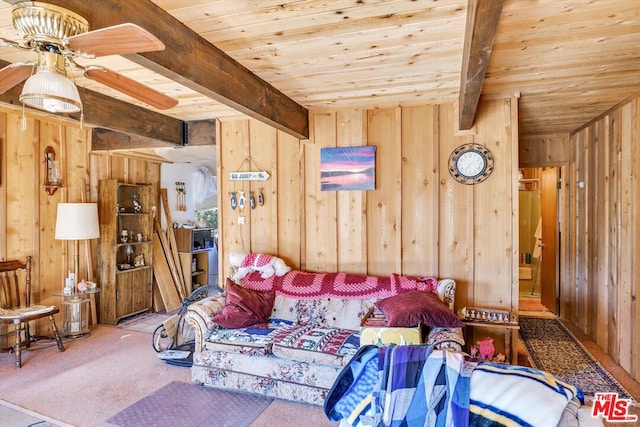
{"left": 117, "top": 310, "right": 173, "bottom": 334}
{"left": 519, "top": 316, "right": 634, "bottom": 400}
{"left": 0, "top": 323, "right": 335, "bottom": 427}
{"left": 107, "top": 381, "right": 273, "bottom": 427}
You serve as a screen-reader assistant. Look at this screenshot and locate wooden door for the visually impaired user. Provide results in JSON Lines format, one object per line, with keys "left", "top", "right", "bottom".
{"left": 540, "top": 168, "right": 559, "bottom": 313}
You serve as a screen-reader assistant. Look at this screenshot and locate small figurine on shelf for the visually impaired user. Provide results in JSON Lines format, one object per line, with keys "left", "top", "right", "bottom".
{"left": 132, "top": 194, "right": 142, "bottom": 213}
{"left": 63, "top": 275, "right": 74, "bottom": 296}
{"left": 470, "top": 345, "right": 479, "bottom": 359}
{"left": 477, "top": 337, "right": 495, "bottom": 361}
{"left": 496, "top": 353, "right": 506, "bottom": 363}
{"left": 77, "top": 280, "right": 88, "bottom": 293}
{"left": 134, "top": 253, "right": 145, "bottom": 267}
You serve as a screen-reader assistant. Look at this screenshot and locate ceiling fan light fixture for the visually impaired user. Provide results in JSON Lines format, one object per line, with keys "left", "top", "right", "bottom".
{"left": 12, "top": 2, "right": 89, "bottom": 47}
{"left": 20, "top": 70, "right": 82, "bottom": 113}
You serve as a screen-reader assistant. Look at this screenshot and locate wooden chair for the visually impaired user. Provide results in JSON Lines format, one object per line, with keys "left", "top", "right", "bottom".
{"left": 0, "top": 256, "right": 65, "bottom": 368}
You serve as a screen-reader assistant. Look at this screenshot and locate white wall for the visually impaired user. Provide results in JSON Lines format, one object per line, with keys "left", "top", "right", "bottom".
{"left": 160, "top": 158, "right": 219, "bottom": 284}
{"left": 160, "top": 162, "right": 217, "bottom": 229}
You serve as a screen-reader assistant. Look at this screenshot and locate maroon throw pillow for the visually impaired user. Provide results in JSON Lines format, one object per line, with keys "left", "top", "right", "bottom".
{"left": 374, "top": 290, "right": 463, "bottom": 328}
{"left": 213, "top": 279, "right": 275, "bottom": 328}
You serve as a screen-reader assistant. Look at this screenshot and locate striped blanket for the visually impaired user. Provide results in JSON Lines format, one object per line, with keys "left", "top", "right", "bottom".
{"left": 469, "top": 363, "right": 583, "bottom": 427}
{"left": 325, "top": 345, "right": 583, "bottom": 427}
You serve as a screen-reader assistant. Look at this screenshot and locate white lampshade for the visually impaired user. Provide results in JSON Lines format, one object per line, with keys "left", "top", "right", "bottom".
{"left": 55, "top": 203, "right": 100, "bottom": 240}
{"left": 20, "top": 71, "right": 82, "bottom": 113}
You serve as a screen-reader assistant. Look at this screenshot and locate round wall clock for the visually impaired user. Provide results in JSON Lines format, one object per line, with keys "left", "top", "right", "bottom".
{"left": 448, "top": 143, "right": 494, "bottom": 185}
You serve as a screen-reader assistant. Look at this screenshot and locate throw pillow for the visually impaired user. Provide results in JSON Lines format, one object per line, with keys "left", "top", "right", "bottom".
{"left": 374, "top": 290, "right": 463, "bottom": 328}
{"left": 212, "top": 279, "right": 275, "bottom": 328}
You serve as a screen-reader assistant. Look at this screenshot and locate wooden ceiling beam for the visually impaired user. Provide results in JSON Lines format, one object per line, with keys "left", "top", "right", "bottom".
{"left": 91, "top": 127, "right": 178, "bottom": 151}
{"left": 459, "top": 0, "right": 504, "bottom": 130}
{"left": 14, "top": 0, "right": 309, "bottom": 139}
{"left": 80, "top": 88, "right": 184, "bottom": 146}
{"left": 186, "top": 120, "right": 216, "bottom": 147}
{"left": 91, "top": 120, "right": 216, "bottom": 151}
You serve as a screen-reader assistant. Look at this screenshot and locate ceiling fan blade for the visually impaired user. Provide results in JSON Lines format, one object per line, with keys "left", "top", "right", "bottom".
{"left": 67, "top": 23, "right": 165, "bottom": 57}
{"left": 0, "top": 63, "right": 33, "bottom": 94}
{"left": 84, "top": 67, "right": 178, "bottom": 110}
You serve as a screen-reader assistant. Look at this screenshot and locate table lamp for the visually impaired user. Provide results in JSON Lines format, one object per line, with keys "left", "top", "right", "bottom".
{"left": 55, "top": 203, "right": 100, "bottom": 292}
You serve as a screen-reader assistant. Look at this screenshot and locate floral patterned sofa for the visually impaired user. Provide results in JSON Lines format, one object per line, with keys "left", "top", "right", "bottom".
{"left": 184, "top": 269, "right": 465, "bottom": 405}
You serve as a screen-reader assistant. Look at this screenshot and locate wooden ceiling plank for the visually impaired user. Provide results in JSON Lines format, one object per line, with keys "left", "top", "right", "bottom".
{"left": 192, "top": 1, "right": 467, "bottom": 43}
{"left": 23, "top": 0, "right": 309, "bottom": 139}
{"left": 458, "top": 0, "right": 504, "bottom": 130}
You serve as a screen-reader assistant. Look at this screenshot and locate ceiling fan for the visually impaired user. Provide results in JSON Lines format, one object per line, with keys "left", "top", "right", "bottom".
{"left": 0, "top": 1, "right": 178, "bottom": 116}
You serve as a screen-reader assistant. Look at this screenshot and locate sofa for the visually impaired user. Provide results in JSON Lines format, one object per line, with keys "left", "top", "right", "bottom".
{"left": 184, "top": 268, "right": 465, "bottom": 405}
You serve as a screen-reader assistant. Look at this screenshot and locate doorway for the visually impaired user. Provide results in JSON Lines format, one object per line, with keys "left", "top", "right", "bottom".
{"left": 518, "top": 167, "right": 560, "bottom": 314}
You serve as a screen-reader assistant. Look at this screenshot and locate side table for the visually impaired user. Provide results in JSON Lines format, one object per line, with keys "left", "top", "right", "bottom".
{"left": 462, "top": 315, "right": 520, "bottom": 364}
{"left": 51, "top": 289, "right": 100, "bottom": 337}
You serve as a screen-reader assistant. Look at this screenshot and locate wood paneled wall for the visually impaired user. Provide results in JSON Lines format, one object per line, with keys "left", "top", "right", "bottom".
{"left": 3, "top": 93, "right": 640, "bottom": 380}
{"left": 0, "top": 108, "right": 160, "bottom": 337}
{"left": 569, "top": 97, "right": 640, "bottom": 380}
{"left": 519, "top": 134, "right": 570, "bottom": 167}
{"left": 217, "top": 99, "right": 519, "bottom": 314}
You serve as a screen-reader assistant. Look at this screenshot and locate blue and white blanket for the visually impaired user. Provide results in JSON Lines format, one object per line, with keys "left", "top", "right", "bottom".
{"left": 469, "top": 362, "right": 584, "bottom": 427}
{"left": 377, "top": 346, "right": 471, "bottom": 426}
{"left": 325, "top": 344, "right": 583, "bottom": 427}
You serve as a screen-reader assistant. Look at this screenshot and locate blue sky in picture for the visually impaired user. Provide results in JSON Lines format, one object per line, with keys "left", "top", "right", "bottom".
{"left": 320, "top": 146, "right": 376, "bottom": 191}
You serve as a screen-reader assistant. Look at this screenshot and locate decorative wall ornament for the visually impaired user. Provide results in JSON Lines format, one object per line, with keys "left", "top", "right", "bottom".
{"left": 320, "top": 146, "right": 376, "bottom": 191}
{"left": 43, "top": 145, "right": 62, "bottom": 195}
{"left": 228, "top": 171, "right": 271, "bottom": 181}
{"left": 448, "top": 143, "right": 494, "bottom": 185}
{"left": 228, "top": 156, "right": 270, "bottom": 210}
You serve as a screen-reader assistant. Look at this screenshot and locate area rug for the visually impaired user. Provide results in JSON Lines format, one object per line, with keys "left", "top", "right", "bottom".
{"left": 106, "top": 381, "right": 273, "bottom": 427}
{"left": 519, "top": 316, "right": 633, "bottom": 400}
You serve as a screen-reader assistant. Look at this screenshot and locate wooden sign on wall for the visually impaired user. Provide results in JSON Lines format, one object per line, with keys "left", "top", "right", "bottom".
{"left": 228, "top": 171, "right": 271, "bottom": 181}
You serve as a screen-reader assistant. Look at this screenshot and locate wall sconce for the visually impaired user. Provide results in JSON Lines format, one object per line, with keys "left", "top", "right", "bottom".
{"left": 43, "top": 146, "right": 62, "bottom": 195}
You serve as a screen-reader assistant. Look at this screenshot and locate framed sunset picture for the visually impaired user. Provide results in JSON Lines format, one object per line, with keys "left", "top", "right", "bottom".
{"left": 320, "top": 146, "right": 376, "bottom": 191}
